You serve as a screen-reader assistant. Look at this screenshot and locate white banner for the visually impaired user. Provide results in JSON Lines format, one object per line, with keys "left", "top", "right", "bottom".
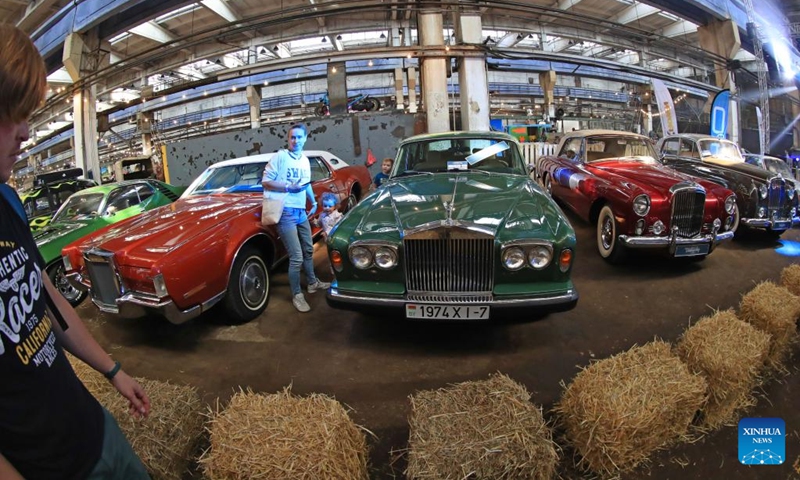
{"left": 755, "top": 106, "right": 765, "bottom": 154}
{"left": 652, "top": 79, "right": 678, "bottom": 136}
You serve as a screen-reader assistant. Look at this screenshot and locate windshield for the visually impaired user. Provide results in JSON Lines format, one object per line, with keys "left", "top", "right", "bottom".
{"left": 584, "top": 136, "right": 658, "bottom": 163}
{"left": 698, "top": 139, "right": 743, "bottom": 162}
{"left": 763, "top": 157, "right": 794, "bottom": 177}
{"left": 51, "top": 193, "right": 105, "bottom": 222}
{"left": 184, "top": 162, "right": 267, "bottom": 196}
{"left": 394, "top": 138, "right": 525, "bottom": 176}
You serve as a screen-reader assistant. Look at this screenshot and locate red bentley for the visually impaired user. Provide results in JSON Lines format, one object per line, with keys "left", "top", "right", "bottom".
{"left": 535, "top": 130, "right": 736, "bottom": 263}
{"left": 62, "top": 150, "right": 371, "bottom": 324}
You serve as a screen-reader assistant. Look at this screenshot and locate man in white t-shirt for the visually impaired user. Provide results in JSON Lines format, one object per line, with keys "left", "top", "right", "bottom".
{"left": 262, "top": 123, "right": 330, "bottom": 312}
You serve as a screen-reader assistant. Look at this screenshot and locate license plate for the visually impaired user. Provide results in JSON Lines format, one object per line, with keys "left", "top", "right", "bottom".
{"left": 675, "top": 243, "right": 710, "bottom": 257}
{"left": 406, "top": 304, "right": 490, "bottom": 320}
{"left": 773, "top": 221, "right": 790, "bottom": 230}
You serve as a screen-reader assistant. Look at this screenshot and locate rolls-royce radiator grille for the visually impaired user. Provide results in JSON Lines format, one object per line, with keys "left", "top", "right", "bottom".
{"left": 85, "top": 256, "right": 121, "bottom": 306}
{"left": 671, "top": 190, "right": 705, "bottom": 238}
{"left": 404, "top": 238, "right": 494, "bottom": 292}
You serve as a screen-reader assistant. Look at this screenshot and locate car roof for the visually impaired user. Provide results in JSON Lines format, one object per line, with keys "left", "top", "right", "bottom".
{"left": 208, "top": 150, "right": 338, "bottom": 169}
{"left": 398, "top": 131, "right": 519, "bottom": 145}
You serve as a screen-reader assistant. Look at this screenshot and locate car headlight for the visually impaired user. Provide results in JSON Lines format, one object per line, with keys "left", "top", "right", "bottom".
{"left": 632, "top": 194, "right": 650, "bottom": 216}
{"left": 528, "top": 245, "right": 552, "bottom": 269}
{"left": 502, "top": 247, "right": 526, "bottom": 271}
{"left": 758, "top": 206, "right": 767, "bottom": 218}
{"left": 724, "top": 195, "right": 736, "bottom": 214}
{"left": 635, "top": 219, "right": 646, "bottom": 235}
{"left": 760, "top": 184, "right": 768, "bottom": 199}
{"left": 374, "top": 247, "right": 398, "bottom": 270}
{"left": 62, "top": 255, "right": 73, "bottom": 271}
{"left": 349, "top": 246, "right": 373, "bottom": 269}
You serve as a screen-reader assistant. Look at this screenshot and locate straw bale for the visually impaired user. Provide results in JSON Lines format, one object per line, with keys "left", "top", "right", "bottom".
{"left": 555, "top": 340, "right": 706, "bottom": 477}
{"left": 675, "top": 309, "right": 771, "bottom": 429}
{"left": 199, "top": 387, "right": 369, "bottom": 480}
{"left": 406, "top": 373, "right": 558, "bottom": 480}
{"left": 739, "top": 281, "right": 800, "bottom": 371}
{"left": 68, "top": 355, "right": 205, "bottom": 480}
{"left": 780, "top": 264, "right": 800, "bottom": 297}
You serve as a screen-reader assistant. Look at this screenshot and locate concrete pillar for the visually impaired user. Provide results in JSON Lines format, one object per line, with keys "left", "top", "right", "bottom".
{"left": 394, "top": 67, "right": 405, "bottom": 111}
{"left": 418, "top": 11, "right": 449, "bottom": 133}
{"left": 644, "top": 104, "right": 653, "bottom": 135}
{"left": 139, "top": 111, "right": 153, "bottom": 157}
{"left": 455, "top": 11, "right": 490, "bottom": 131}
{"left": 408, "top": 67, "right": 418, "bottom": 114}
{"left": 539, "top": 70, "right": 556, "bottom": 120}
{"left": 64, "top": 30, "right": 107, "bottom": 181}
{"left": 698, "top": 19, "right": 741, "bottom": 141}
{"left": 327, "top": 61, "right": 347, "bottom": 115}
{"left": 246, "top": 85, "right": 262, "bottom": 129}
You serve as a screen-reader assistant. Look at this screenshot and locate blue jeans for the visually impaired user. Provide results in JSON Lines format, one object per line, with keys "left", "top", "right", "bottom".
{"left": 86, "top": 408, "right": 150, "bottom": 479}
{"left": 277, "top": 207, "right": 319, "bottom": 295}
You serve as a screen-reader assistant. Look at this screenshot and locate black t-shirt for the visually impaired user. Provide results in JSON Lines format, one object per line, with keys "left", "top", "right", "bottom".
{"left": 0, "top": 187, "right": 104, "bottom": 479}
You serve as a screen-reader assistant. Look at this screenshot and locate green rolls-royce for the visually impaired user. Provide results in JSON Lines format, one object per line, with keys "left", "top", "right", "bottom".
{"left": 325, "top": 131, "right": 578, "bottom": 320}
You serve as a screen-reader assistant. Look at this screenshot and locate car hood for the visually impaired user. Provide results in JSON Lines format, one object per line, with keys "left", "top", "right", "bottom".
{"left": 34, "top": 219, "right": 98, "bottom": 248}
{"left": 701, "top": 158, "right": 776, "bottom": 181}
{"left": 76, "top": 194, "right": 260, "bottom": 263}
{"left": 349, "top": 173, "right": 564, "bottom": 239}
{"left": 588, "top": 160, "right": 703, "bottom": 195}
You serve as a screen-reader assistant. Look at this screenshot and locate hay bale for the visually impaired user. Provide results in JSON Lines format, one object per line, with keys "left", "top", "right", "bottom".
{"left": 406, "top": 373, "right": 558, "bottom": 480}
{"left": 675, "top": 309, "right": 771, "bottom": 429}
{"left": 780, "top": 264, "right": 800, "bottom": 297}
{"left": 199, "top": 387, "right": 369, "bottom": 480}
{"left": 555, "top": 340, "right": 706, "bottom": 477}
{"left": 739, "top": 281, "right": 800, "bottom": 371}
{"left": 68, "top": 355, "right": 205, "bottom": 480}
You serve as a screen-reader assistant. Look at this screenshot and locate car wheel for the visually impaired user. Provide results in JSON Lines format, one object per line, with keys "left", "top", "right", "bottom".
{"left": 343, "top": 192, "right": 358, "bottom": 213}
{"left": 597, "top": 205, "right": 626, "bottom": 263}
{"left": 47, "top": 262, "right": 87, "bottom": 307}
{"left": 223, "top": 246, "right": 269, "bottom": 324}
{"left": 730, "top": 203, "right": 740, "bottom": 234}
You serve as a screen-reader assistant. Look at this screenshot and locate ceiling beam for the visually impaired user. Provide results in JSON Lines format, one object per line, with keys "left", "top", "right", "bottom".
{"left": 657, "top": 20, "right": 698, "bottom": 38}
{"left": 200, "top": 0, "right": 240, "bottom": 23}
{"left": 609, "top": 3, "right": 659, "bottom": 25}
{"left": 130, "top": 21, "right": 179, "bottom": 44}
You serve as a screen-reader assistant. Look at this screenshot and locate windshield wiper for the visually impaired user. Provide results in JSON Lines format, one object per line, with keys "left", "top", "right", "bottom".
{"left": 398, "top": 170, "right": 434, "bottom": 177}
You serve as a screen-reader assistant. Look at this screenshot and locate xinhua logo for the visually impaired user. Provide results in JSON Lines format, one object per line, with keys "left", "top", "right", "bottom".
{"left": 738, "top": 418, "right": 785, "bottom": 465}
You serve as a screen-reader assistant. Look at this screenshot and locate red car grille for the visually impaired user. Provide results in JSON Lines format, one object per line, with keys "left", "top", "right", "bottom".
{"left": 671, "top": 188, "right": 705, "bottom": 238}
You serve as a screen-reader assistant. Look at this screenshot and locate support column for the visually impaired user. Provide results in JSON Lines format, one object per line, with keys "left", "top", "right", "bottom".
{"left": 139, "top": 111, "right": 153, "bottom": 157}
{"left": 539, "top": 70, "right": 556, "bottom": 121}
{"left": 455, "top": 11, "right": 489, "bottom": 131}
{"left": 394, "top": 67, "right": 405, "bottom": 111}
{"left": 246, "top": 85, "right": 262, "bottom": 129}
{"left": 418, "top": 10, "right": 449, "bottom": 133}
{"left": 408, "top": 67, "right": 418, "bottom": 114}
{"left": 327, "top": 61, "right": 347, "bottom": 115}
{"left": 644, "top": 104, "right": 653, "bottom": 136}
{"left": 698, "top": 19, "right": 741, "bottom": 141}
{"left": 64, "top": 30, "right": 107, "bottom": 181}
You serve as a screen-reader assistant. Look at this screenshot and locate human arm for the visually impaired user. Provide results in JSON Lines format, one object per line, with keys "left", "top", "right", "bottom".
{"left": 44, "top": 275, "right": 150, "bottom": 418}
{"left": 305, "top": 183, "right": 318, "bottom": 215}
{"left": 0, "top": 453, "right": 24, "bottom": 480}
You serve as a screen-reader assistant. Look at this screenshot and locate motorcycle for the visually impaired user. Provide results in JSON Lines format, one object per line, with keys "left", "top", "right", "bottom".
{"left": 314, "top": 92, "right": 381, "bottom": 116}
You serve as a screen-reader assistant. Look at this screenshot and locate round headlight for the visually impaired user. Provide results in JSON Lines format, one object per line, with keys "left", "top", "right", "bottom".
{"left": 724, "top": 195, "right": 736, "bottom": 214}
{"left": 528, "top": 245, "right": 552, "bottom": 269}
{"left": 374, "top": 247, "right": 397, "bottom": 270}
{"left": 652, "top": 220, "right": 665, "bottom": 235}
{"left": 760, "top": 184, "right": 768, "bottom": 199}
{"left": 502, "top": 247, "right": 526, "bottom": 271}
{"left": 632, "top": 194, "right": 650, "bottom": 216}
{"left": 758, "top": 206, "right": 767, "bottom": 218}
{"left": 713, "top": 218, "right": 722, "bottom": 230}
{"left": 349, "top": 246, "right": 373, "bottom": 269}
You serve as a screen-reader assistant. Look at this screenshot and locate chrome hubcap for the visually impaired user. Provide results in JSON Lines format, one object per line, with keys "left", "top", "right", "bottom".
{"left": 52, "top": 265, "right": 81, "bottom": 302}
{"left": 601, "top": 216, "right": 614, "bottom": 250}
{"left": 240, "top": 259, "right": 267, "bottom": 309}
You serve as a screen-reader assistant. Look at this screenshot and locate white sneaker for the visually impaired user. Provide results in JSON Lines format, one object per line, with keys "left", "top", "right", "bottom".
{"left": 307, "top": 280, "right": 331, "bottom": 293}
{"left": 292, "top": 293, "right": 310, "bottom": 312}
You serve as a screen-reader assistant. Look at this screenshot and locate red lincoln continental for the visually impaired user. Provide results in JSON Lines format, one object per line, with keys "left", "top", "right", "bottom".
{"left": 62, "top": 150, "right": 370, "bottom": 324}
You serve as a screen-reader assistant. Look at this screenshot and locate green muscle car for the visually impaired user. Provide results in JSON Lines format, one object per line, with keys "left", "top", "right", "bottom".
{"left": 35, "top": 179, "right": 185, "bottom": 306}
{"left": 326, "top": 131, "right": 578, "bottom": 320}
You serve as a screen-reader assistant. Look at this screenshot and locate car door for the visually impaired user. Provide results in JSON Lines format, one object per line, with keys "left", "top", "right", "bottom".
{"left": 551, "top": 137, "right": 585, "bottom": 212}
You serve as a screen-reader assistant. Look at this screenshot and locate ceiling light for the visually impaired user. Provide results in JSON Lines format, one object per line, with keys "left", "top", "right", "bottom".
{"left": 368, "top": 60, "right": 373, "bottom": 66}
{"left": 336, "top": 35, "right": 342, "bottom": 40}
{"left": 273, "top": 45, "right": 279, "bottom": 51}
{"left": 380, "top": 32, "right": 386, "bottom": 39}
{"left": 322, "top": 37, "right": 327, "bottom": 43}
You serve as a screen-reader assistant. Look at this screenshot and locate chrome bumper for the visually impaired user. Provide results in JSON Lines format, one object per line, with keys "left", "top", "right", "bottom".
{"left": 327, "top": 287, "right": 579, "bottom": 311}
{"left": 618, "top": 230, "right": 734, "bottom": 250}
{"left": 66, "top": 272, "right": 221, "bottom": 325}
{"left": 741, "top": 216, "right": 800, "bottom": 229}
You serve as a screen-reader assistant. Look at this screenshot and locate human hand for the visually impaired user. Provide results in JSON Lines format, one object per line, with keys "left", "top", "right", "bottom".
{"left": 286, "top": 182, "right": 305, "bottom": 193}
{"left": 308, "top": 203, "right": 318, "bottom": 216}
{"left": 111, "top": 370, "right": 151, "bottom": 419}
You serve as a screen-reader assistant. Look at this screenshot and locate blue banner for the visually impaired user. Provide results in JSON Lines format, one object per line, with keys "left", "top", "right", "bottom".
{"left": 710, "top": 89, "right": 730, "bottom": 138}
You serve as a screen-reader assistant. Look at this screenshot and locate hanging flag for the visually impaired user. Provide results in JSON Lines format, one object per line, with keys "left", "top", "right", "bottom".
{"left": 710, "top": 89, "right": 731, "bottom": 139}
{"left": 755, "top": 106, "right": 765, "bottom": 155}
{"left": 366, "top": 147, "right": 377, "bottom": 167}
{"left": 652, "top": 79, "right": 678, "bottom": 136}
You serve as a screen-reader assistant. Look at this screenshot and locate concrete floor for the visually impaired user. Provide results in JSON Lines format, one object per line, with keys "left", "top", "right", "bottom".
{"left": 77, "top": 210, "right": 800, "bottom": 479}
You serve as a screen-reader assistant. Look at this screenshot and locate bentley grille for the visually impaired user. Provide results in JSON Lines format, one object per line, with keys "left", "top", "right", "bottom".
{"left": 84, "top": 251, "right": 122, "bottom": 308}
{"left": 404, "top": 237, "right": 494, "bottom": 293}
{"left": 767, "top": 177, "right": 788, "bottom": 218}
{"left": 671, "top": 188, "right": 705, "bottom": 238}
